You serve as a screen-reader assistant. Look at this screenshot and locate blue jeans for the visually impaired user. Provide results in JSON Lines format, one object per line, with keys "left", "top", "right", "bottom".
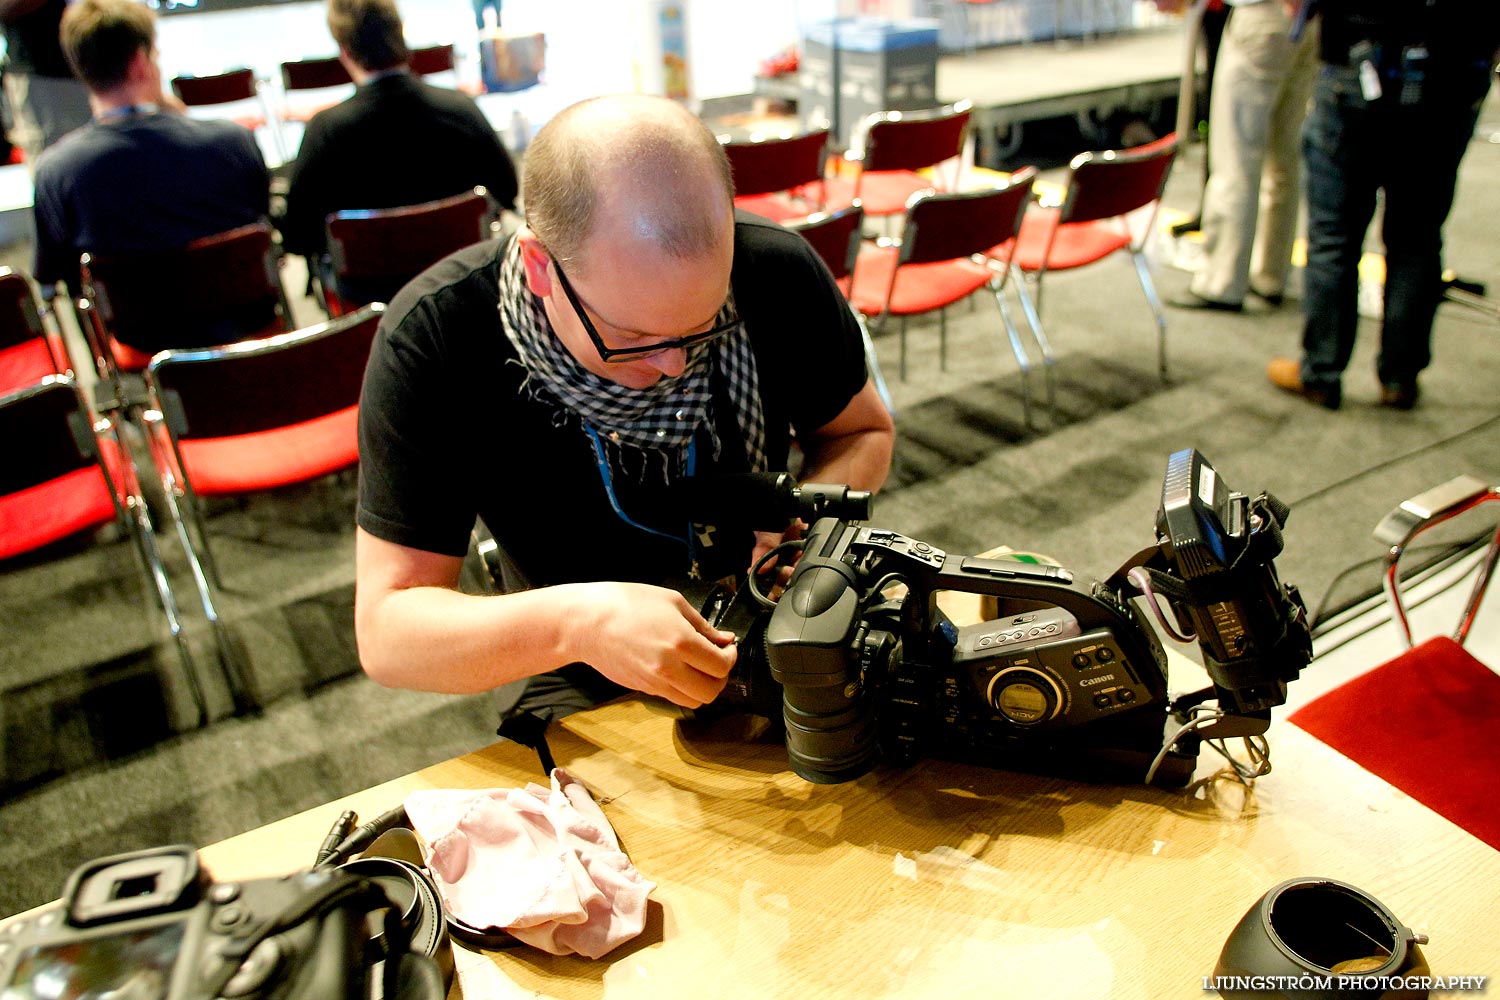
{"left": 1299, "top": 66, "right": 1488, "bottom": 392}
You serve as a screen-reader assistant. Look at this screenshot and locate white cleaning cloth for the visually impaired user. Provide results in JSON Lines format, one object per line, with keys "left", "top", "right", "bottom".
{"left": 404, "top": 768, "right": 654, "bottom": 958}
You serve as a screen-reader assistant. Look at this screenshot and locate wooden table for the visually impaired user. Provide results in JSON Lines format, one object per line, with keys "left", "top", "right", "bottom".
{"left": 198, "top": 673, "right": 1500, "bottom": 1000}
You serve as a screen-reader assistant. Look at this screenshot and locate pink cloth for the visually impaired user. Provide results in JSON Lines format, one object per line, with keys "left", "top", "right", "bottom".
{"left": 403, "top": 769, "right": 655, "bottom": 958}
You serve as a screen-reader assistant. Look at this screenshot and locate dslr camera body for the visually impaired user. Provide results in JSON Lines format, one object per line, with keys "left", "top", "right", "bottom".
{"left": 0, "top": 845, "right": 437, "bottom": 1000}
{"left": 701, "top": 449, "right": 1313, "bottom": 786}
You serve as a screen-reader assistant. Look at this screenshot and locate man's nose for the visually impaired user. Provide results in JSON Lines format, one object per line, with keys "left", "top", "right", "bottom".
{"left": 646, "top": 347, "right": 688, "bottom": 378}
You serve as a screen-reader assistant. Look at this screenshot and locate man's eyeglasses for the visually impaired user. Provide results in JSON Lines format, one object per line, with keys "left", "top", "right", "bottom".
{"left": 552, "top": 260, "right": 741, "bottom": 363}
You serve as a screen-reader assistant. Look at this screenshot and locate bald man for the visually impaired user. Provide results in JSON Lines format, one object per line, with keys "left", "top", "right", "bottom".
{"left": 354, "top": 94, "right": 894, "bottom": 717}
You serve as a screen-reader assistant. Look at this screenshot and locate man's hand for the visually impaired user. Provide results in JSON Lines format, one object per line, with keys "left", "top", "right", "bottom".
{"left": 577, "top": 582, "right": 738, "bottom": 708}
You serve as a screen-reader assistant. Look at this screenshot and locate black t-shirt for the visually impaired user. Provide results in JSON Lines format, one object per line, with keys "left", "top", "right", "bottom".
{"left": 357, "top": 211, "right": 868, "bottom": 590}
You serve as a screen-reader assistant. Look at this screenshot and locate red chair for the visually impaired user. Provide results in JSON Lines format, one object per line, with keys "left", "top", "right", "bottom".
{"left": 278, "top": 55, "right": 354, "bottom": 129}
{"left": 847, "top": 166, "right": 1050, "bottom": 425}
{"left": 142, "top": 304, "right": 384, "bottom": 592}
{"left": 822, "top": 101, "right": 973, "bottom": 221}
{"left": 0, "top": 268, "right": 70, "bottom": 394}
{"left": 319, "top": 187, "right": 498, "bottom": 315}
{"left": 77, "top": 222, "right": 295, "bottom": 394}
{"left": 1011, "top": 134, "right": 1178, "bottom": 382}
{"left": 719, "top": 127, "right": 830, "bottom": 223}
{"left": 0, "top": 375, "right": 214, "bottom": 724}
{"left": 785, "top": 204, "right": 894, "bottom": 415}
{"left": 410, "top": 43, "right": 456, "bottom": 76}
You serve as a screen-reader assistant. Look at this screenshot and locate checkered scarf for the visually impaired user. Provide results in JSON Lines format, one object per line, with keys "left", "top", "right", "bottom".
{"left": 496, "top": 235, "right": 767, "bottom": 482}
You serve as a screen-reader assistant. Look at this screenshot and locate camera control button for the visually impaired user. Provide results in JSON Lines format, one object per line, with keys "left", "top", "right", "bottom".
{"left": 1117, "top": 689, "right": 1137, "bottom": 704}
{"left": 1096, "top": 647, "right": 1115, "bottom": 662}
{"left": 33, "top": 910, "right": 59, "bottom": 929}
{"left": 1093, "top": 693, "right": 1112, "bottom": 709}
{"left": 1071, "top": 653, "right": 1091, "bottom": 669}
{"left": 211, "top": 904, "right": 248, "bottom": 932}
{"left": 209, "top": 882, "right": 241, "bottom": 904}
{"left": 221, "top": 939, "right": 283, "bottom": 998}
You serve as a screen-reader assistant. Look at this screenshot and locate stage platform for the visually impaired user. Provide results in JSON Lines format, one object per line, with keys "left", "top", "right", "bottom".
{"left": 937, "top": 23, "right": 1188, "bottom": 166}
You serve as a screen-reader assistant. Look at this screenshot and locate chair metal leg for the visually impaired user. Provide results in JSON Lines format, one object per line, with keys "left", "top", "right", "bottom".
{"left": 1009, "top": 271, "right": 1056, "bottom": 423}
{"left": 939, "top": 307, "right": 948, "bottom": 371}
{"left": 123, "top": 490, "right": 210, "bottom": 728}
{"left": 852, "top": 306, "right": 896, "bottom": 416}
{"left": 900, "top": 315, "right": 909, "bottom": 381}
{"left": 1129, "top": 247, "right": 1169, "bottom": 382}
{"left": 989, "top": 280, "right": 1034, "bottom": 428}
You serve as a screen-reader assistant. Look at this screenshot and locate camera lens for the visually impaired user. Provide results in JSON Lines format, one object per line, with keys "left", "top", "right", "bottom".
{"left": 782, "top": 683, "right": 879, "bottom": 784}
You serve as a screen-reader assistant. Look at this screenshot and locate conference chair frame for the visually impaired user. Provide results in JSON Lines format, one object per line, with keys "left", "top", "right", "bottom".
{"left": 785, "top": 204, "right": 895, "bottom": 415}
{"left": 858, "top": 168, "right": 1049, "bottom": 426}
{"left": 76, "top": 222, "right": 296, "bottom": 406}
{"left": 170, "top": 68, "right": 283, "bottom": 161}
{"left": 831, "top": 100, "right": 975, "bottom": 220}
{"left": 1017, "top": 135, "right": 1178, "bottom": 383}
{"left": 719, "top": 128, "right": 831, "bottom": 223}
{"left": 0, "top": 268, "right": 70, "bottom": 393}
{"left": 318, "top": 187, "right": 498, "bottom": 315}
{"left": 142, "top": 306, "right": 383, "bottom": 647}
{"left": 0, "top": 375, "right": 213, "bottom": 725}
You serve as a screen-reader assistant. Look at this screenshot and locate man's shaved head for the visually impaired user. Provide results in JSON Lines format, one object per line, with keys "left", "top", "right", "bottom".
{"left": 523, "top": 94, "right": 735, "bottom": 276}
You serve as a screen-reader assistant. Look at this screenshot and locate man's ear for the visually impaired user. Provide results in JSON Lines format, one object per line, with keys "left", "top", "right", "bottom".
{"left": 516, "top": 229, "right": 553, "bottom": 298}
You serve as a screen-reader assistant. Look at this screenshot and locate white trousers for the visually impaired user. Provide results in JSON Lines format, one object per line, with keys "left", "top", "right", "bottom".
{"left": 1190, "top": 1, "right": 1320, "bottom": 304}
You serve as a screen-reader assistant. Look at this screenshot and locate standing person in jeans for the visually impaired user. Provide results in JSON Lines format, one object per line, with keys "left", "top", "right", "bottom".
{"left": 1, "top": 0, "right": 92, "bottom": 166}
{"left": 1170, "top": 0, "right": 1319, "bottom": 312}
{"left": 1267, "top": 0, "right": 1499, "bottom": 410}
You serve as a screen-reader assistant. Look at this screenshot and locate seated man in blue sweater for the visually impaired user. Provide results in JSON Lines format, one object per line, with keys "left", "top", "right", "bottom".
{"left": 31, "top": 0, "right": 269, "bottom": 297}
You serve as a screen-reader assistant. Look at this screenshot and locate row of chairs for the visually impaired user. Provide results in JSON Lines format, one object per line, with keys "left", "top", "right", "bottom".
{"left": 723, "top": 103, "right": 1178, "bottom": 426}
{"left": 170, "top": 43, "right": 459, "bottom": 160}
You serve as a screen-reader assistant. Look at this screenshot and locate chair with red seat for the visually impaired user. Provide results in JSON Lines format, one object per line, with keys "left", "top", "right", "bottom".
{"left": 319, "top": 187, "right": 498, "bottom": 315}
{"left": 821, "top": 100, "right": 973, "bottom": 223}
{"left": 76, "top": 221, "right": 296, "bottom": 396}
{"left": 0, "top": 375, "right": 216, "bottom": 724}
{"left": 1010, "top": 133, "right": 1179, "bottom": 382}
{"left": 719, "top": 127, "right": 830, "bottom": 224}
{"left": 277, "top": 55, "right": 354, "bottom": 144}
{"left": 0, "top": 267, "right": 70, "bottom": 394}
{"left": 142, "top": 303, "right": 383, "bottom": 592}
{"left": 847, "top": 166, "right": 1050, "bottom": 425}
{"left": 410, "top": 43, "right": 456, "bottom": 76}
{"left": 785, "top": 204, "right": 894, "bottom": 415}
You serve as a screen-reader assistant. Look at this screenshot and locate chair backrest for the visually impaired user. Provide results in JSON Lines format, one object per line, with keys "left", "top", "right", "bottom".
{"left": 900, "top": 165, "right": 1037, "bottom": 266}
{"left": 410, "top": 43, "right": 456, "bottom": 76}
{"left": 80, "top": 222, "right": 291, "bottom": 355}
{"left": 720, "top": 128, "right": 830, "bottom": 198}
{"left": 147, "top": 304, "right": 383, "bottom": 442}
{"left": 326, "top": 187, "right": 495, "bottom": 301}
{"left": 858, "top": 100, "right": 973, "bottom": 174}
{"left": 1062, "top": 134, "right": 1179, "bottom": 225}
{"left": 0, "top": 376, "right": 101, "bottom": 499}
{"left": 281, "top": 56, "right": 352, "bottom": 92}
{"left": 171, "top": 69, "right": 257, "bottom": 108}
{"left": 0, "top": 268, "right": 49, "bottom": 351}
{"left": 789, "top": 204, "right": 866, "bottom": 286}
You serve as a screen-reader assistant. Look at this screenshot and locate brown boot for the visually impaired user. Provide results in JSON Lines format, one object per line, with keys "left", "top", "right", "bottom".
{"left": 1267, "top": 358, "right": 1340, "bottom": 409}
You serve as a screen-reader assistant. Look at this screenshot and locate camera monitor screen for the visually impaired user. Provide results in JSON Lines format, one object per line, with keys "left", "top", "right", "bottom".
{"left": 2, "top": 923, "right": 184, "bottom": 1000}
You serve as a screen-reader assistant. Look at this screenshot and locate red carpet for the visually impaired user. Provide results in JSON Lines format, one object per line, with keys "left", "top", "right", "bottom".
{"left": 1289, "top": 636, "right": 1500, "bottom": 851}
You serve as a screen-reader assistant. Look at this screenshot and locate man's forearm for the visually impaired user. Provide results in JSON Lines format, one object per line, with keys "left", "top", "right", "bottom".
{"left": 800, "top": 425, "right": 894, "bottom": 493}
{"left": 356, "top": 582, "right": 593, "bottom": 693}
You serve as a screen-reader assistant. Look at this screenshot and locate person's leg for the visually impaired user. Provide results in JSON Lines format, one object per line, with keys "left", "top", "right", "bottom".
{"left": 1298, "top": 70, "right": 1380, "bottom": 395}
{"left": 1250, "top": 19, "right": 1319, "bottom": 301}
{"left": 1190, "top": 4, "right": 1285, "bottom": 306}
{"left": 1376, "top": 91, "right": 1486, "bottom": 397}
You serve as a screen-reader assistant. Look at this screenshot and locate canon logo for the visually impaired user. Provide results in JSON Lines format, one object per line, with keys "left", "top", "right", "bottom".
{"left": 1079, "top": 675, "right": 1118, "bottom": 687}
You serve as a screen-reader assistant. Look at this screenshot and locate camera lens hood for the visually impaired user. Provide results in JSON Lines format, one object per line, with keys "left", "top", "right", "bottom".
{"left": 1214, "top": 877, "right": 1429, "bottom": 999}
{"left": 338, "top": 856, "right": 454, "bottom": 991}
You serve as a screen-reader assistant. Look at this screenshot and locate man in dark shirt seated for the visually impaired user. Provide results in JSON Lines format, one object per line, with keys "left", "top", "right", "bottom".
{"left": 30, "top": 0, "right": 270, "bottom": 296}
{"left": 278, "top": 0, "right": 520, "bottom": 296}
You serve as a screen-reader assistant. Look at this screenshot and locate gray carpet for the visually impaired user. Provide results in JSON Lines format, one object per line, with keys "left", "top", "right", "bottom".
{"left": 4, "top": 104, "right": 1499, "bottom": 917}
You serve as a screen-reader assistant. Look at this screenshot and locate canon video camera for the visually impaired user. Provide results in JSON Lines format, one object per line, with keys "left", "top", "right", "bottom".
{"left": 698, "top": 449, "right": 1314, "bottom": 786}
